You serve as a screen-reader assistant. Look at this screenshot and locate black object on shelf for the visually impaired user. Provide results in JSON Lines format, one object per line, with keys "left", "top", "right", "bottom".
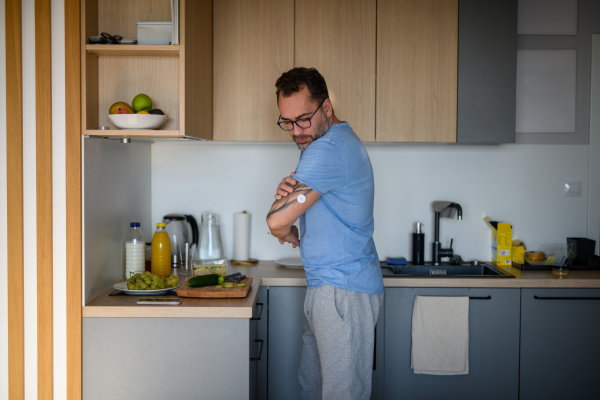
{"left": 512, "top": 263, "right": 551, "bottom": 271}
{"left": 567, "top": 237, "right": 596, "bottom": 257}
{"left": 412, "top": 222, "right": 425, "bottom": 265}
{"left": 573, "top": 255, "right": 600, "bottom": 268}
{"left": 101, "top": 32, "right": 123, "bottom": 44}
{"left": 89, "top": 36, "right": 108, "bottom": 44}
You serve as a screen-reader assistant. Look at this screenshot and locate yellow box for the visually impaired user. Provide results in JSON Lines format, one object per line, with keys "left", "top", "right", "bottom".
{"left": 484, "top": 217, "right": 512, "bottom": 266}
{"left": 512, "top": 240, "right": 525, "bottom": 265}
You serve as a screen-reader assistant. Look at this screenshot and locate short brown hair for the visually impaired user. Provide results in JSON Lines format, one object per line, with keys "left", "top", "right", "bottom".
{"left": 275, "top": 67, "right": 329, "bottom": 105}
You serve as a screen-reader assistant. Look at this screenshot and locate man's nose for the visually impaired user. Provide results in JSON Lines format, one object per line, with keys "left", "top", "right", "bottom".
{"left": 292, "top": 122, "right": 305, "bottom": 135}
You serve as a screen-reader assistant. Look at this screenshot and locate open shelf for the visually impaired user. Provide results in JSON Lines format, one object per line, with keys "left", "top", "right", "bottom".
{"left": 82, "top": 0, "right": 213, "bottom": 139}
{"left": 86, "top": 44, "right": 180, "bottom": 57}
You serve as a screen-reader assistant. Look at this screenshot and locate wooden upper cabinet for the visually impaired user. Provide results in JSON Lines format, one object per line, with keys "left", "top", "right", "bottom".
{"left": 295, "top": 0, "right": 376, "bottom": 142}
{"left": 376, "top": 0, "right": 458, "bottom": 142}
{"left": 213, "top": 0, "right": 294, "bottom": 141}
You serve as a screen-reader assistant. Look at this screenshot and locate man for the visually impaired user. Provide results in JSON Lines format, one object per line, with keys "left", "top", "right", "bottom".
{"left": 266, "top": 67, "right": 384, "bottom": 400}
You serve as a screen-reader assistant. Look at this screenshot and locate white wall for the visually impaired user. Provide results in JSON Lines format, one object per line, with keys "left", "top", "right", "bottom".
{"left": 152, "top": 141, "right": 590, "bottom": 263}
{"left": 84, "top": 138, "right": 152, "bottom": 303}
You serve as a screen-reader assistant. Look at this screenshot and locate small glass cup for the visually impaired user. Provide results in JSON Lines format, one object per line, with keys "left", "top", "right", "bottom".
{"left": 552, "top": 266, "right": 569, "bottom": 276}
{"left": 179, "top": 243, "right": 194, "bottom": 275}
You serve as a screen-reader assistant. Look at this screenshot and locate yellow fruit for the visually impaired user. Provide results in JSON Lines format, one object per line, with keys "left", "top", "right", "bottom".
{"left": 136, "top": 111, "right": 150, "bottom": 114}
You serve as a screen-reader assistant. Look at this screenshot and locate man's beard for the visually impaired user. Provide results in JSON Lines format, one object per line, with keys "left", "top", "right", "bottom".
{"left": 294, "top": 113, "right": 329, "bottom": 151}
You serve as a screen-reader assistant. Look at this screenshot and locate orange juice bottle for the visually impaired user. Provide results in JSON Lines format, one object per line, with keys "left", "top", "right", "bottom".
{"left": 151, "top": 222, "right": 171, "bottom": 277}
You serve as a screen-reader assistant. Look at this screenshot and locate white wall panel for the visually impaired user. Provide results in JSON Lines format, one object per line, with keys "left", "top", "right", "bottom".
{"left": 83, "top": 138, "right": 151, "bottom": 303}
{"left": 516, "top": 50, "right": 577, "bottom": 133}
{"left": 51, "top": 0, "right": 67, "bottom": 398}
{"left": 151, "top": 142, "right": 589, "bottom": 264}
{"left": 21, "top": 0, "right": 37, "bottom": 397}
{"left": 518, "top": 0, "right": 578, "bottom": 35}
{"left": 0, "top": 0, "right": 9, "bottom": 398}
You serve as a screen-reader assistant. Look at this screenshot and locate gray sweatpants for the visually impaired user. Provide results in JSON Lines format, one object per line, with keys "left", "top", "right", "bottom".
{"left": 298, "top": 285, "right": 384, "bottom": 400}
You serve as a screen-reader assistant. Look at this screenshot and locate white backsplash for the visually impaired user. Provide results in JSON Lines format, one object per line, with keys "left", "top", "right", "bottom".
{"left": 151, "top": 141, "right": 590, "bottom": 263}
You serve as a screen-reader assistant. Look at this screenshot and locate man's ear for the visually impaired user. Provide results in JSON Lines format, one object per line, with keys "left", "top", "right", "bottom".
{"left": 324, "top": 98, "right": 333, "bottom": 118}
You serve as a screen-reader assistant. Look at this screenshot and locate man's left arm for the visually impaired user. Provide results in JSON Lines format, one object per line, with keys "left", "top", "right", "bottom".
{"left": 266, "top": 181, "right": 320, "bottom": 238}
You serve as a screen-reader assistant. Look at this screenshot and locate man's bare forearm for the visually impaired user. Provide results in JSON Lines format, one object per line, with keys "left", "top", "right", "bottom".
{"left": 267, "top": 182, "right": 313, "bottom": 237}
{"left": 267, "top": 182, "right": 313, "bottom": 219}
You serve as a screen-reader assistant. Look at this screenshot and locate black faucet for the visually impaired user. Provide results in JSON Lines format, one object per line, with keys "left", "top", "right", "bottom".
{"left": 432, "top": 201, "right": 463, "bottom": 265}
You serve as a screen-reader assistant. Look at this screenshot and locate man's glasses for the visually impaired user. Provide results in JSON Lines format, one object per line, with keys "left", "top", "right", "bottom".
{"left": 277, "top": 99, "right": 326, "bottom": 131}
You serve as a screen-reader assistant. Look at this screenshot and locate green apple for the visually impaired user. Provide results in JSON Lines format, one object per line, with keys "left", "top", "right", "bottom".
{"left": 108, "top": 101, "right": 134, "bottom": 114}
{"left": 132, "top": 94, "right": 152, "bottom": 113}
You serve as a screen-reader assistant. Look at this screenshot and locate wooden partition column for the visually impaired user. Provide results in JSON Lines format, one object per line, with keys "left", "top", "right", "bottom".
{"left": 6, "top": 0, "right": 24, "bottom": 398}
{"left": 35, "top": 0, "right": 55, "bottom": 396}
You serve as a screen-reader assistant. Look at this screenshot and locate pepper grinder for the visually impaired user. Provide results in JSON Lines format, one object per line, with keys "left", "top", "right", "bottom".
{"left": 412, "top": 222, "right": 425, "bottom": 265}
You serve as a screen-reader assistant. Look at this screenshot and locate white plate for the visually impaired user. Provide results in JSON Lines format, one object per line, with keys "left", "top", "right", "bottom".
{"left": 108, "top": 114, "right": 168, "bottom": 130}
{"left": 275, "top": 257, "right": 304, "bottom": 268}
{"left": 113, "top": 281, "right": 180, "bottom": 295}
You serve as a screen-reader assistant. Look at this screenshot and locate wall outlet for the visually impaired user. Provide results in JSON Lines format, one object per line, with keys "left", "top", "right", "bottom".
{"left": 565, "top": 181, "right": 583, "bottom": 197}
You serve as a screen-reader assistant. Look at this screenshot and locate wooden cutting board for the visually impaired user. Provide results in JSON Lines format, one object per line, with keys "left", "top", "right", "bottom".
{"left": 176, "top": 277, "right": 253, "bottom": 298}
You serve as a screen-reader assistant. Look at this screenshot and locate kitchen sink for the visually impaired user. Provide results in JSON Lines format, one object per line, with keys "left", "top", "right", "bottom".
{"left": 380, "top": 261, "right": 515, "bottom": 278}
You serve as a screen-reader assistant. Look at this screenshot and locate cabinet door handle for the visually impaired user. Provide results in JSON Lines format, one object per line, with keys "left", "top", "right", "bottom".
{"left": 251, "top": 303, "right": 264, "bottom": 321}
{"left": 469, "top": 296, "right": 492, "bottom": 300}
{"left": 373, "top": 325, "right": 377, "bottom": 371}
{"left": 251, "top": 339, "right": 264, "bottom": 361}
{"left": 534, "top": 295, "right": 600, "bottom": 300}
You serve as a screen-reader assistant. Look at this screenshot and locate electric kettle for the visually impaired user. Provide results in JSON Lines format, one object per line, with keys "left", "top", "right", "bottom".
{"left": 162, "top": 213, "right": 199, "bottom": 266}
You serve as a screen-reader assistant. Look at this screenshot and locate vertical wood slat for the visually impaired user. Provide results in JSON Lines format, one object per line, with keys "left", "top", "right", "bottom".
{"left": 65, "top": 0, "right": 82, "bottom": 398}
{"left": 35, "top": 0, "right": 53, "bottom": 398}
{"left": 5, "top": 0, "right": 25, "bottom": 398}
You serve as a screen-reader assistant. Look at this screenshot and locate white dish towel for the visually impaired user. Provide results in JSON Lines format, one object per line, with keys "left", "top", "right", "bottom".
{"left": 411, "top": 295, "right": 469, "bottom": 375}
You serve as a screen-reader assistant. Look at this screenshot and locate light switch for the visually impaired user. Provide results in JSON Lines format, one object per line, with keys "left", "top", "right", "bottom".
{"left": 565, "top": 181, "right": 583, "bottom": 197}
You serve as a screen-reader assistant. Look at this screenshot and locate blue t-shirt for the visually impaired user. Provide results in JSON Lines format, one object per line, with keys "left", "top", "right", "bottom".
{"left": 292, "top": 122, "right": 384, "bottom": 295}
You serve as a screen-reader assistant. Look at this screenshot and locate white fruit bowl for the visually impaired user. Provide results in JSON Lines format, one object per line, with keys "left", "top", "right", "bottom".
{"left": 108, "top": 114, "right": 168, "bottom": 130}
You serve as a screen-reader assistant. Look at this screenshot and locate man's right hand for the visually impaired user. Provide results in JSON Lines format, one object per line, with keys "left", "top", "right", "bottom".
{"left": 278, "top": 225, "right": 300, "bottom": 248}
{"left": 274, "top": 172, "right": 297, "bottom": 200}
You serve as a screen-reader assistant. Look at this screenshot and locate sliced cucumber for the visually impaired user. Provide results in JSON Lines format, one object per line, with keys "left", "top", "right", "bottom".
{"left": 223, "top": 283, "right": 234, "bottom": 288}
{"left": 214, "top": 285, "right": 223, "bottom": 288}
{"left": 237, "top": 283, "right": 247, "bottom": 287}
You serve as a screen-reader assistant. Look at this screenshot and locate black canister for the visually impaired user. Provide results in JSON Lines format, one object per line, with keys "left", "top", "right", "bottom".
{"left": 412, "top": 222, "right": 425, "bottom": 265}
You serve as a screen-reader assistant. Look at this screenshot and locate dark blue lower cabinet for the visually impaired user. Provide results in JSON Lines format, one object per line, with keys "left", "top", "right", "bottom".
{"left": 267, "top": 287, "right": 306, "bottom": 400}
{"left": 384, "top": 288, "right": 520, "bottom": 400}
{"left": 267, "top": 287, "right": 385, "bottom": 400}
{"left": 520, "top": 289, "right": 600, "bottom": 400}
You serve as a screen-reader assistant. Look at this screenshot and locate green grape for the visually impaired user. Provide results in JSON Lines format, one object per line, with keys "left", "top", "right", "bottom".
{"left": 145, "top": 271, "right": 151, "bottom": 276}
{"left": 140, "top": 282, "right": 147, "bottom": 289}
{"left": 151, "top": 284, "right": 157, "bottom": 290}
{"left": 158, "top": 283, "right": 165, "bottom": 289}
{"left": 127, "top": 283, "right": 135, "bottom": 290}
